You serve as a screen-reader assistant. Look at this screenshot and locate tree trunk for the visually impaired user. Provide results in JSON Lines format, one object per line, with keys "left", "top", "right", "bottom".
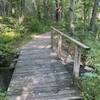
{"left": 19, "top": 0, "right": 25, "bottom": 24}
{"left": 69, "top": 0, "right": 74, "bottom": 35}
{"left": 90, "top": 0, "right": 99, "bottom": 32}
{"left": 20, "top": 0, "right": 25, "bottom": 15}
{"left": 0, "top": 0, "right": 4, "bottom": 16}
{"left": 83, "top": 0, "right": 87, "bottom": 31}
{"left": 55, "top": 0, "right": 61, "bottom": 22}
{"left": 43, "top": 0, "right": 49, "bottom": 20}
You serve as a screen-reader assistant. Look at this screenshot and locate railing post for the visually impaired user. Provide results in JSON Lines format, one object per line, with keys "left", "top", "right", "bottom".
{"left": 73, "top": 45, "right": 81, "bottom": 78}
{"left": 51, "top": 27, "right": 90, "bottom": 78}
{"left": 58, "top": 35, "right": 62, "bottom": 57}
{"left": 51, "top": 31, "right": 54, "bottom": 49}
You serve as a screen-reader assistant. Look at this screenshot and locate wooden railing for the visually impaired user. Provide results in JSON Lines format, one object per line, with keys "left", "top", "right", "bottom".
{"left": 51, "top": 26, "right": 90, "bottom": 78}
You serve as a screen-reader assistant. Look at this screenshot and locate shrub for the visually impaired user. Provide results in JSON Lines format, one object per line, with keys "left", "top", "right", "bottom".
{"left": 0, "top": 44, "right": 15, "bottom": 67}
{"left": 25, "top": 17, "right": 42, "bottom": 32}
{"left": 0, "top": 32, "right": 21, "bottom": 44}
{"left": 74, "top": 31, "right": 100, "bottom": 100}
{"left": 80, "top": 73, "right": 100, "bottom": 100}
{"left": 0, "top": 92, "right": 5, "bottom": 100}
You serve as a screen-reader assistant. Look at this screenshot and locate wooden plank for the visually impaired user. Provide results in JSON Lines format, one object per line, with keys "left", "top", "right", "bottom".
{"left": 51, "top": 26, "right": 90, "bottom": 50}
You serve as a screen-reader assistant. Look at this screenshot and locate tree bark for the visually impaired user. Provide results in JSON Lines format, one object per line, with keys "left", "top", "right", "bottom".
{"left": 90, "top": 0, "right": 99, "bottom": 32}
{"left": 55, "top": 0, "right": 61, "bottom": 22}
{"left": 83, "top": 0, "right": 87, "bottom": 31}
{"left": 69, "top": 0, "right": 74, "bottom": 35}
{"left": 43, "top": 0, "right": 49, "bottom": 20}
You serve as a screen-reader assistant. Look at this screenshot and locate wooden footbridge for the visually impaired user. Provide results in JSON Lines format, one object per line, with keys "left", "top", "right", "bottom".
{"left": 6, "top": 27, "right": 89, "bottom": 100}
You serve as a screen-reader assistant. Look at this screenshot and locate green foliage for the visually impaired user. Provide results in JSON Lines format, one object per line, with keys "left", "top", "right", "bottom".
{"left": 24, "top": 17, "right": 43, "bottom": 33}
{"left": 0, "top": 92, "right": 5, "bottom": 100}
{"left": 86, "top": 40, "right": 100, "bottom": 66}
{"left": 0, "top": 16, "right": 25, "bottom": 67}
{"left": 24, "top": 17, "right": 50, "bottom": 33}
{"left": 79, "top": 73, "right": 100, "bottom": 100}
{"left": 0, "top": 33, "right": 20, "bottom": 44}
{"left": 75, "top": 31, "right": 100, "bottom": 66}
{"left": 0, "top": 44, "right": 15, "bottom": 67}
{"left": 75, "top": 31, "right": 100, "bottom": 100}
{"left": 73, "top": 22, "right": 100, "bottom": 99}
{"left": 94, "top": 64, "right": 100, "bottom": 76}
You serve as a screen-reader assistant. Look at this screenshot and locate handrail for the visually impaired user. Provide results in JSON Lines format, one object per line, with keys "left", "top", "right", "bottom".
{"left": 51, "top": 26, "right": 90, "bottom": 78}
{"left": 51, "top": 26, "right": 90, "bottom": 50}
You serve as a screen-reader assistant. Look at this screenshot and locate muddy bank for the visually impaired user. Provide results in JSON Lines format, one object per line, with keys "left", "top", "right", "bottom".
{"left": 0, "top": 68, "right": 14, "bottom": 92}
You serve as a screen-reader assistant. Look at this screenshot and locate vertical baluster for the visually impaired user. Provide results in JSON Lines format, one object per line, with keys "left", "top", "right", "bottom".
{"left": 73, "top": 45, "right": 81, "bottom": 77}
{"left": 58, "top": 35, "right": 62, "bottom": 58}
{"left": 51, "top": 31, "right": 54, "bottom": 49}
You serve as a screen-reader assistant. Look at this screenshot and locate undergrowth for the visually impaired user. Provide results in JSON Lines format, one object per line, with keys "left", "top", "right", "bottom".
{"left": 75, "top": 30, "right": 100, "bottom": 100}
{"left": 0, "top": 92, "right": 5, "bottom": 100}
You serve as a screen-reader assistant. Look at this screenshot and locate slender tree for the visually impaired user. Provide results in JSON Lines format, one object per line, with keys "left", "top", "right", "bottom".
{"left": 69, "top": 0, "right": 74, "bottom": 35}
{"left": 90, "top": 0, "right": 99, "bottom": 32}
{"left": 55, "top": 0, "right": 61, "bottom": 22}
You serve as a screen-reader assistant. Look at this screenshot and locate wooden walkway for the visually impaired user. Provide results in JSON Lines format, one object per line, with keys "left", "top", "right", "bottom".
{"left": 6, "top": 33, "right": 81, "bottom": 100}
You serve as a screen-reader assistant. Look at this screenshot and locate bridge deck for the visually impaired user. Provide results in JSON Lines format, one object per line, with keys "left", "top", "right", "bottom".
{"left": 6, "top": 33, "right": 81, "bottom": 100}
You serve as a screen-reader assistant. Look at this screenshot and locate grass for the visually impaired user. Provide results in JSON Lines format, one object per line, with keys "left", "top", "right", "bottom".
{"left": 74, "top": 30, "right": 100, "bottom": 100}
{"left": 0, "top": 92, "right": 6, "bottom": 100}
